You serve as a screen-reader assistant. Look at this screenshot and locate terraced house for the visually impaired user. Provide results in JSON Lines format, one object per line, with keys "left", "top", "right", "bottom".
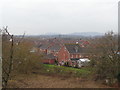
{"left": 38, "top": 38, "right": 90, "bottom": 65}
{"left": 58, "top": 44, "right": 84, "bottom": 64}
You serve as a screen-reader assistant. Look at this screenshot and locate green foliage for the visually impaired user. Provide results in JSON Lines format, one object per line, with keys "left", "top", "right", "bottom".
{"left": 89, "top": 59, "right": 97, "bottom": 67}
{"left": 41, "top": 64, "right": 91, "bottom": 78}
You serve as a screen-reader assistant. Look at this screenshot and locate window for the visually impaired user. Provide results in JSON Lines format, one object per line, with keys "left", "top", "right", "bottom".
{"left": 76, "top": 55, "right": 78, "bottom": 58}
{"left": 71, "top": 55, "right": 73, "bottom": 58}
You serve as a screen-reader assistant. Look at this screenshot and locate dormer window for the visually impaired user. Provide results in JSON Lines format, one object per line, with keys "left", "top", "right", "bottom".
{"left": 75, "top": 46, "right": 78, "bottom": 53}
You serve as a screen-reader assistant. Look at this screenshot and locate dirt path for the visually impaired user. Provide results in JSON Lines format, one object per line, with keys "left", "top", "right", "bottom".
{"left": 8, "top": 74, "right": 110, "bottom": 88}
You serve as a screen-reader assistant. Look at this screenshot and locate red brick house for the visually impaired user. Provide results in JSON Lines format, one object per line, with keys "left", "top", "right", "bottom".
{"left": 58, "top": 44, "right": 84, "bottom": 65}
{"left": 39, "top": 43, "right": 61, "bottom": 64}
{"left": 43, "top": 53, "right": 57, "bottom": 64}
{"left": 39, "top": 43, "right": 61, "bottom": 56}
{"left": 38, "top": 44, "right": 51, "bottom": 54}
{"left": 47, "top": 44, "right": 61, "bottom": 56}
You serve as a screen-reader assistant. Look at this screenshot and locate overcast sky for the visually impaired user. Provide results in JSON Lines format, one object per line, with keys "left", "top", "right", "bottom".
{"left": 0, "top": 0, "right": 119, "bottom": 35}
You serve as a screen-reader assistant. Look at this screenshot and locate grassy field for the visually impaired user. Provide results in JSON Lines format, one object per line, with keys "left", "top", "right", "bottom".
{"left": 39, "top": 64, "right": 93, "bottom": 78}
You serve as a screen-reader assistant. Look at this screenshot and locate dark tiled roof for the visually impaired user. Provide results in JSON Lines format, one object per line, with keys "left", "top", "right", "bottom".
{"left": 38, "top": 44, "right": 50, "bottom": 49}
{"left": 65, "top": 44, "right": 82, "bottom": 53}
{"left": 44, "top": 54, "right": 56, "bottom": 59}
{"left": 48, "top": 44, "right": 61, "bottom": 51}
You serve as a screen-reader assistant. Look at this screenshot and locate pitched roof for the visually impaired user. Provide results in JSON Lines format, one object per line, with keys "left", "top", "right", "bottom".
{"left": 44, "top": 53, "right": 56, "bottom": 59}
{"left": 64, "top": 44, "right": 82, "bottom": 54}
{"left": 48, "top": 44, "right": 61, "bottom": 51}
{"left": 38, "top": 44, "right": 50, "bottom": 49}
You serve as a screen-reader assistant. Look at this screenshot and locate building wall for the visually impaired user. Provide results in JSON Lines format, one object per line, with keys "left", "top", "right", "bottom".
{"left": 53, "top": 52, "right": 58, "bottom": 57}
{"left": 58, "top": 46, "right": 70, "bottom": 62}
{"left": 70, "top": 54, "right": 81, "bottom": 58}
{"left": 39, "top": 49, "right": 47, "bottom": 53}
{"left": 43, "top": 59, "right": 55, "bottom": 64}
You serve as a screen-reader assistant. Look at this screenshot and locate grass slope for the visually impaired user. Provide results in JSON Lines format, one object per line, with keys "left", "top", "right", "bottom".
{"left": 41, "top": 64, "right": 92, "bottom": 78}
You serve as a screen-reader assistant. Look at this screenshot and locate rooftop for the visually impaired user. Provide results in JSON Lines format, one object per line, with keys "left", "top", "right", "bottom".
{"left": 64, "top": 44, "right": 83, "bottom": 54}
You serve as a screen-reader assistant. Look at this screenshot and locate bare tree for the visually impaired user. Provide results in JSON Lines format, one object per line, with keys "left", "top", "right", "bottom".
{"left": 2, "top": 26, "right": 14, "bottom": 88}
{"left": 89, "top": 31, "right": 119, "bottom": 86}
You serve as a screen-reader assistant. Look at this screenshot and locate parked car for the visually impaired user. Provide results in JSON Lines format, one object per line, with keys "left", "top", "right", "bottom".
{"left": 71, "top": 58, "right": 90, "bottom": 68}
{"left": 57, "top": 58, "right": 90, "bottom": 68}
{"left": 77, "top": 58, "right": 90, "bottom": 68}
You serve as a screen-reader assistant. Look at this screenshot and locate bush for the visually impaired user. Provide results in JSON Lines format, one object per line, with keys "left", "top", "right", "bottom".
{"left": 12, "top": 41, "right": 43, "bottom": 74}
{"left": 89, "top": 32, "right": 119, "bottom": 86}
